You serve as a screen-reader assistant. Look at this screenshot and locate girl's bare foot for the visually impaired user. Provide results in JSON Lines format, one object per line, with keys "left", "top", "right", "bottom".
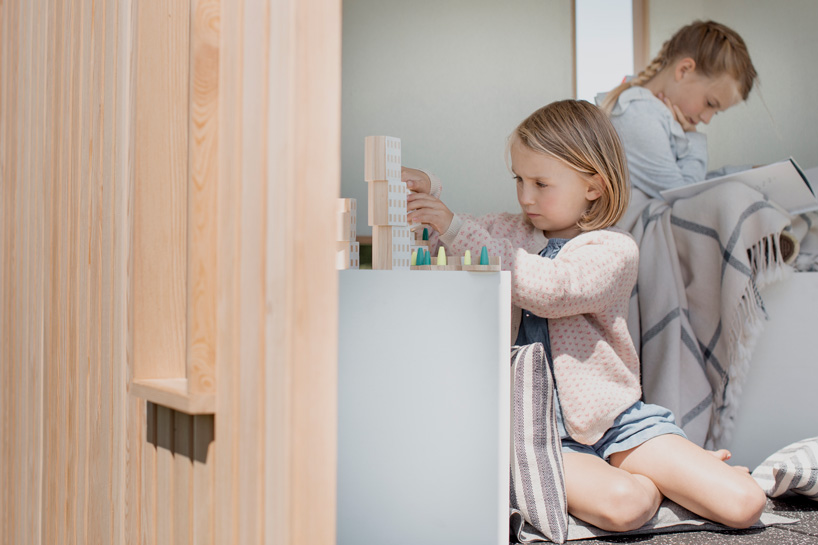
{"left": 709, "top": 449, "right": 732, "bottom": 462}
{"left": 709, "top": 449, "right": 750, "bottom": 472}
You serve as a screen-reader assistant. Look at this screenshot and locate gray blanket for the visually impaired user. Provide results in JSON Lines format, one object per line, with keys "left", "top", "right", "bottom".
{"left": 619, "top": 182, "right": 791, "bottom": 448}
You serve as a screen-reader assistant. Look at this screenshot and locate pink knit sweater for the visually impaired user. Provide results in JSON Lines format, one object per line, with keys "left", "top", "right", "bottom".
{"left": 439, "top": 212, "right": 642, "bottom": 445}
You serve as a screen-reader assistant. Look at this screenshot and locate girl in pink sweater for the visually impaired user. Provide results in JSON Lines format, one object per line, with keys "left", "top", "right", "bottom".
{"left": 405, "top": 100, "right": 766, "bottom": 532}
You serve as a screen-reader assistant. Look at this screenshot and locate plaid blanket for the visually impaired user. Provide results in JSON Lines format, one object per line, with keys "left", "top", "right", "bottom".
{"left": 619, "top": 181, "right": 792, "bottom": 449}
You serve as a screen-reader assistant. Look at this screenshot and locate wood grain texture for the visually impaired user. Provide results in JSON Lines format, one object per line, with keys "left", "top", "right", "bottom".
{"left": 186, "top": 0, "right": 219, "bottom": 397}
{"left": 1, "top": 0, "right": 340, "bottom": 542}
{"left": 1, "top": 1, "right": 217, "bottom": 543}
{"left": 132, "top": 0, "right": 189, "bottom": 381}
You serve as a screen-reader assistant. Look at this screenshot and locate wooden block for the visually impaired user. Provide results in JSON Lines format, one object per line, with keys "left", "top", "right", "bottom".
{"left": 461, "top": 255, "right": 502, "bottom": 272}
{"left": 364, "top": 135, "right": 401, "bottom": 182}
{"left": 337, "top": 197, "right": 356, "bottom": 214}
{"left": 387, "top": 179, "right": 408, "bottom": 226}
{"left": 429, "top": 264, "right": 461, "bottom": 271}
{"left": 368, "top": 180, "right": 388, "bottom": 226}
{"left": 368, "top": 179, "right": 407, "bottom": 227}
{"left": 336, "top": 241, "right": 360, "bottom": 270}
{"left": 372, "top": 226, "right": 411, "bottom": 270}
{"left": 372, "top": 226, "right": 391, "bottom": 270}
{"left": 337, "top": 211, "right": 356, "bottom": 242}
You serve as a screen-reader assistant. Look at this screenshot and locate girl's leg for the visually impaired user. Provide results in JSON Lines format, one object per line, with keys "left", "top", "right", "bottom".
{"left": 562, "top": 452, "right": 663, "bottom": 532}
{"left": 609, "top": 434, "right": 767, "bottom": 529}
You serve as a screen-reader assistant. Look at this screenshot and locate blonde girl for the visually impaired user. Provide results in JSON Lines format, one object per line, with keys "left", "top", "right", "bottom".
{"left": 599, "top": 20, "right": 757, "bottom": 200}
{"left": 405, "top": 99, "right": 766, "bottom": 532}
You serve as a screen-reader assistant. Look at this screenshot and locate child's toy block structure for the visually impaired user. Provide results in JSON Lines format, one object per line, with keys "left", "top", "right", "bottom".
{"left": 336, "top": 198, "right": 359, "bottom": 270}
{"left": 364, "top": 135, "right": 401, "bottom": 182}
{"left": 372, "top": 225, "right": 411, "bottom": 270}
{"left": 337, "top": 241, "right": 360, "bottom": 270}
{"left": 365, "top": 135, "right": 410, "bottom": 270}
{"left": 367, "top": 179, "right": 408, "bottom": 226}
{"left": 337, "top": 198, "right": 357, "bottom": 242}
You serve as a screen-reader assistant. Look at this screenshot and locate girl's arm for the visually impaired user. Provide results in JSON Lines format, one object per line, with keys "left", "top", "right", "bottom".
{"left": 445, "top": 218, "right": 638, "bottom": 318}
{"left": 509, "top": 237, "right": 638, "bottom": 318}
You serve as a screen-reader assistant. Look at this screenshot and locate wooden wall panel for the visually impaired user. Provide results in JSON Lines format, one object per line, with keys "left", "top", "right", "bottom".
{"left": 0, "top": 1, "right": 216, "bottom": 544}
{"left": 1, "top": 0, "right": 340, "bottom": 543}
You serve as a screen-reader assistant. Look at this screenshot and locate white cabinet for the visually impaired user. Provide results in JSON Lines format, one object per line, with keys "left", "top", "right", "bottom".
{"left": 337, "top": 270, "right": 511, "bottom": 545}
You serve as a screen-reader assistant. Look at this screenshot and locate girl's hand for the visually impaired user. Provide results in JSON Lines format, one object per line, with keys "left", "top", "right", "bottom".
{"left": 402, "top": 167, "right": 432, "bottom": 194}
{"left": 657, "top": 92, "right": 697, "bottom": 132}
{"left": 406, "top": 192, "right": 453, "bottom": 235}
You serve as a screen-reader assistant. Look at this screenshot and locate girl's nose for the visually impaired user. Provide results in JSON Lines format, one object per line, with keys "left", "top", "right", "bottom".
{"left": 519, "top": 185, "right": 535, "bottom": 204}
{"left": 701, "top": 110, "right": 714, "bottom": 124}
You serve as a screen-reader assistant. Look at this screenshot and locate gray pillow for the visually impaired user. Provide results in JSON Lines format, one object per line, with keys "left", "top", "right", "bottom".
{"left": 752, "top": 437, "right": 818, "bottom": 500}
{"left": 509, "top": 343, "right": 568, "bottom": 543}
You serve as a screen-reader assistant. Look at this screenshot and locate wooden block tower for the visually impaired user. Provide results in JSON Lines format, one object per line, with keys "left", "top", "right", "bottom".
{"left": 365, "top": 136, "right": 410, "bottom": 270}
{"left": 336, "top": 198, "right": 360, "bottom": 270}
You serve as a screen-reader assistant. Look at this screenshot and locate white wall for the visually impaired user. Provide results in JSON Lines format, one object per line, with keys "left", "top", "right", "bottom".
{"left": 648, "top": 0, "right": 818, "bottom": 172}
{"left": 342, "top": 0, "right": 575, "bottom": 234}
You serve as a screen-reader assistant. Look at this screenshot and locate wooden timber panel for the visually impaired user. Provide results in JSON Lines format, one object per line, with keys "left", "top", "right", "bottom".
{"left": 0, "top": 0, "right": 217, "bottom": 543}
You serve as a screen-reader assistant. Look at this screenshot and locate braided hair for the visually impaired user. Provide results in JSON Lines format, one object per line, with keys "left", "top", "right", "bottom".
{"left": 600, "top": 20, "right": 757, "bottom": 114}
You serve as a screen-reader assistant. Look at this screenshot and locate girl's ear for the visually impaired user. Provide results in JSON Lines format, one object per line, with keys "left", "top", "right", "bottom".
{"left": 586, "top": 175, "right": 603, "bottom": 201}
{"left": 675, "top": 57, "right": 697, "bottom": 81}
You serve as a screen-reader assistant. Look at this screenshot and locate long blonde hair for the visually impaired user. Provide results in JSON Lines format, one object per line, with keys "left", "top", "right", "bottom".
{"left": 600, "top": 20, "right": 757, "bottom": 114}
{"left": 513, "top": 100, "right": 630, "bottom": 231}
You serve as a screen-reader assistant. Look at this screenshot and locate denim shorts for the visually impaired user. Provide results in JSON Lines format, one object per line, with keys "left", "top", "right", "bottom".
{"left": 555, "top": 394, "right": 686, "bottom": 461}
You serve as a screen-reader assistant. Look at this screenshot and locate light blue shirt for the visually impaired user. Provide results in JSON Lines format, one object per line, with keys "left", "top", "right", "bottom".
{"left": 598, "top": 86, "right": 709, "bottom": 199}
{"left": 597, "top": 86, "right": 748, "bottom": 200}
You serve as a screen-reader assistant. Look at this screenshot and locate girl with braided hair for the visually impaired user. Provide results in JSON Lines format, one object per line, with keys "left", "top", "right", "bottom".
{"left": 594, "top": 21, "right": 794, "bottom": 461}
{"left": 599, "top": 20, "right": 757, "bottom": 199}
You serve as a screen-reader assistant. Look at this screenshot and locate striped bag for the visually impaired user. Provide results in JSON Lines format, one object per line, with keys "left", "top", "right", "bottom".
{"left": 509, "top": 343, "right": 569, "bottom": 543}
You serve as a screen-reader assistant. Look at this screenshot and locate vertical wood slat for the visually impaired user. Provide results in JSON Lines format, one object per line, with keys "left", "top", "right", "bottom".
{"left": 155, "top": 407, "right": 174, "bottom": 545}
{"left": 192, "top": 415, "right": 215, "bottom": 545}
{"left": 132, "top": 0, "right": 189, "bottom": 381}
{"left": 2, "top": 1, "right": 220, "bottom": 544}
{"left": 632, "top": 0, "right": 650, "bottom": 73}
{"left": 186, "top": 0, "right": 219, "bottom": 397}
{"left": 142, "top": 402, "right": 158, "bottom": 545}
{"left": 173, "top": 412, "right": 193, "bottom": 545}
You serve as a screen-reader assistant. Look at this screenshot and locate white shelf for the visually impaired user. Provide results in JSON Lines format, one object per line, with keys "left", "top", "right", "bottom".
{"left": 337, "top": 270, "right": 511, "bottom": 545}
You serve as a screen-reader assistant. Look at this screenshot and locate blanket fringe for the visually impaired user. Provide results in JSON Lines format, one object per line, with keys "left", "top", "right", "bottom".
{"left": 710, "top": 233, "right": 792, "bottom": 448}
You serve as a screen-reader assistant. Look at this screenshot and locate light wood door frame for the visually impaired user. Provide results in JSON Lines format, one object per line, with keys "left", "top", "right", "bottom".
{"left": 217, "top": 1, "right": 341, "bottom": 543}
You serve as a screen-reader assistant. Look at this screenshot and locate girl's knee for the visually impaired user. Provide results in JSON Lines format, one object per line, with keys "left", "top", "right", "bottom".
{"left": 718, "top": 482, "right": 767, "bottom": 529}
{"left": 596, "top": 479, "right": 658, "bottom": 532}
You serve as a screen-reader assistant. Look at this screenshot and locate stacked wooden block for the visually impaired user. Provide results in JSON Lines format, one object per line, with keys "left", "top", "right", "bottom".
{"left": 365, "top": 136, "right": 411, "bottom": 270}
{"left": 336, "top": 198, "right": 359, "bottom": 270}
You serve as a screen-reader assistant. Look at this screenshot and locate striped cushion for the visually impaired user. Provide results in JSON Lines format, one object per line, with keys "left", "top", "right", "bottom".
{"left": 509, "top": 343, "right": 569, "bottom": 543}
{"left": 752, "top": 437, "right": 818, "bottom": 500}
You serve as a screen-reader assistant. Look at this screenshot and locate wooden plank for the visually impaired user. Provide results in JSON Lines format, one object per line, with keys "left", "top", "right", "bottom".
{"left": 289, "top": 1, "right": 341, "bottom": 542}
{"left": 173, "top": 412, "right": 193, "bottom": 545}
{"left": 186, "top": 0, "right": 219, "bottom": 397}
{"left": 56, "top": 1, "right": 74, "bottom": 541}
{"left": 75, "top": 0, "right": 94, "bottom": 540}
{"left": 118, "top": 0, "right": 143, "bottom": 540}
{"left": 192, "top": 415, "right": 215, "bottom": 545}
{"left": 155, "top": 405, "right": 174, "bottom": 545}
{"left": 142, "top": 402, "right": 158, "bottom": 545}
{"left": 237, "top": 1, "right": 268, "bottom": 542}
{"left": 215, "top": 0, "right": 242, "bottom": 542}
{"left": 132, "top": 0, "right": 189, "bottom": 381}
{"left": 29, "top": 0, "right": 45, "bottom": 541}
{"left": 41, "top": 0, "right": 60, "bottom": 542}
{"left": 262, "top": 0, "right": 342, "bottom": 542}
{"left": 131, "top": 379, "right": 215, "bottom": 415}
{"left": 20, "top": 1, "right": 34, "bottom": 542}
